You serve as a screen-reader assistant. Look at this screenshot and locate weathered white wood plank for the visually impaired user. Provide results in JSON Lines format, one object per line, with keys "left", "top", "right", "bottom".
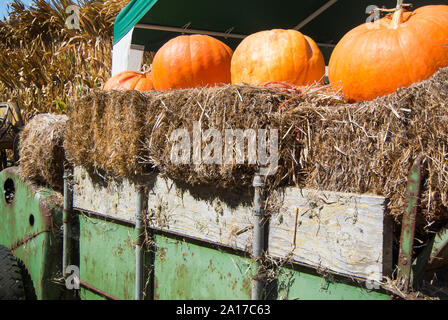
{"left": 146, "top": 178, "right": 254, "bottom": 252}
{"left": 72, "top": 167, "right": 254, "bottom": 251}
{"left": 268, "top": 188, "right": 392, "bottom": 281}
{"left": 73, "top": 167, "right": 138, "bottom": 222}
{"left": 73, "top": 166, "right": 392, "bottom": 281}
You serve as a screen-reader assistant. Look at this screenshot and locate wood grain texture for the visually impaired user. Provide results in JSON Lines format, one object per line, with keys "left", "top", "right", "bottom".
{"left": 72, "top": 167, "right": 254, "bottom": 251}
{"left": 268, "top": 188, "right": 392, "bottom": 281}
{"left": 146, "top": 177, "right": 254, "bottom": 252}
{"left": 73, "top": 167, "right": 139, "bottom": 222}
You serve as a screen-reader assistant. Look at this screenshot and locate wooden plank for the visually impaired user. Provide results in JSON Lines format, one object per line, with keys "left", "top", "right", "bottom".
{"left": 146, "top": 177, "right": 254, "bottom": 252}
{"left": 72, "top": 167, "right": 254, "bottom": 251}
{"left": 73, "top": 167, "right": 392, "bottom": 280}
{"left": 268, "top": 188, "right": 392, "bottom": 281}
{"left": 73, "top": 167, "right": 139, "bottom": 222}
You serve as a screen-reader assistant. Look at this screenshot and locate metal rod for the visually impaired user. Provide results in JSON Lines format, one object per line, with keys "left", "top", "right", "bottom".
{"left": 63, "top": 167, "right": 73, "bottom": 278}
{"left": 397, "top": 156, "right": 423, "bottom": 292}
{"left": 79, "top": 280, "right": 119, "bottom": 300}
{"left": 293, "top": 0, "right": 338, "bottom": 30}
{"left": 251, "top": 172, "right": 266, "bottom": 300}
{"left": 74, "top": 207, "right": 136, "bottom": 227}
{"left": 135, "top": 186, "right": 145, "bottom": 300}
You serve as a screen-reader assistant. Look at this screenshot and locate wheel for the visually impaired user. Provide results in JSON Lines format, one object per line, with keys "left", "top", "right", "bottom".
{"left": 0, "top": 245, "right": 25, "bottom": 300}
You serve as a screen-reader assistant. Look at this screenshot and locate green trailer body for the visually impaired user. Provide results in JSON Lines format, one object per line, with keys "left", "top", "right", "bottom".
{"left": 0, "top": 167, "right": 67, "bottom": 299}
{"left": 2, "top": 0, "right": 448, "bottom": 302}
{"left": 0, "top": 167, "right": 396, "bottom": 300}
{"left": 1, "top": 160, "right": 447, "bottom": 300}
{"left": 77, "top": 213, "right": 390, "bottom": 300}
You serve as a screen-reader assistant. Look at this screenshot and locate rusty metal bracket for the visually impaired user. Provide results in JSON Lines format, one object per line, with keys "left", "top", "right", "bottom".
{"left": 397, "top": 156, "right": 423, "bottom": 292}
{"left": 79, "top": 280, "right": 119, "bottom": 300}
{"left": 10, "top": 230, "right": 50, "bottom": 252}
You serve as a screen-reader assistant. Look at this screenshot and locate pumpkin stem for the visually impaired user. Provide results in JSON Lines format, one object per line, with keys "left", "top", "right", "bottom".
{"left": 391, "top": 0, "right": 404, "bottom": 29}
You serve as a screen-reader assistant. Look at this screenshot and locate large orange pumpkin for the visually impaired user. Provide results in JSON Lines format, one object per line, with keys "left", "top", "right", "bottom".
{"left": 231, "top": 29, "right": 325, "bottom": 86}
{"left": 329, "top": 4, "right": 448, "bottom": 102}
{"left": 151, "top": 35, "right": 233, "bottom": 90}
{"left": 103, "top": 71, "right": 154, "bottom": 91}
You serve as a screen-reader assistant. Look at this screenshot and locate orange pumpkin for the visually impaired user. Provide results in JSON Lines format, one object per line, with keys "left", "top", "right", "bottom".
{"left": 329, "top": 4, "right": 448, "bottom": 102}
{"left": 231, "top": 29, "right": 325, "bottom": 86}
{"left": 103, "top": 71, "right": 154, "bottom": 91}
{"left": 151, "top": 35, "right": 233, "bottom": 90}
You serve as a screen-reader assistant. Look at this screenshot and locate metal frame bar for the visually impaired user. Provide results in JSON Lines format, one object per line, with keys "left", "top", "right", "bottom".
{"left": 75, "top": 207, "right": 136, "bottom": 227}
{"left": 252, "top": 173, "right": 267, "bottom": 300}
{"left": 63, "top": 168, "right": 74, "bottom": 278}
{"left": 293, "top": 0, "right": 338, "bottom": 30}
{"left": 135, "top": 187, "right": 145, "bottom": 300}
{"left": 79, "top": 280, "right": 119, "bottom": 300}
{"left": 397, "top": 156, "right": 423, "bottom": 292}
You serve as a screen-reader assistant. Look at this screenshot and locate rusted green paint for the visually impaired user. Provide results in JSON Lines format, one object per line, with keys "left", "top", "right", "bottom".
{"left": 275, "top": 266, "right": 391, "bottom": 300}
{"left": 78, "top": 214, "right": 145, "bottom": 300}
{"left": 153, "top": 234, "right": 253, "bottom": 300}
{"left": 80, "top": 287, "right": 108, "bottom": 300}
{"left": 0, "top": 168, "right": 409, "bottom": 300}
{"left": 0, "top": 167, "right": 67, "bottom": 299}
{"left": 151, "top": 233, "right": 390, "bottom": 300}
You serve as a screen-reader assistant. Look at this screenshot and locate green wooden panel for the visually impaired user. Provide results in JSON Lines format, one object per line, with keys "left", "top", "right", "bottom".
{"left": 152, "top": 234, "right": 391, "bottom": 300}
{"left": 276, "top": 266, "right": 391, "bottom": 300}
{"left": 80, "top": 288, "right": 108, "bottom": 300}
{"left": 153, "top": 234, "right": 252, "bottom": 300}
{"left": 78, "top": 214, "right": 138, "bottom": 300}
{"left": 0, "top": 168, "right": 395, "bottom": 300}
{"left": 0, "top": 168, "right": 66, "bottom": 300}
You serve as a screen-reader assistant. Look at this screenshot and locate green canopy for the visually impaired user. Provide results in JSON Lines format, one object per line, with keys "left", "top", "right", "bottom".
{"left": 113, "top": 0, "right": 446, "bottom": 63}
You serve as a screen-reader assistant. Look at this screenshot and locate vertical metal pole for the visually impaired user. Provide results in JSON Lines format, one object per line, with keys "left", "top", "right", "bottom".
{"left": 63, "top": 167, "right": 73, "bottom": 278}
{"left": 252, "top": 173, "right": 266, "bottom": 300}
{"left": 135, "top": 186, "right": 145, "bottom": 300}
{"left": 397, "top": 156, "right": 423, "bottom": 292}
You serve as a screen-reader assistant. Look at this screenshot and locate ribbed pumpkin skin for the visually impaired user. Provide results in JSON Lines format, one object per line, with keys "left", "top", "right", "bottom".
{"left": 231, "top": 29, "right": 325, "bottom": 86}
{"left": 329, "top": 5, "right": 448, "bottom": 102}
{"left": 103, "top": 71, "right": 154, "bottom": 91}
{"left": 151, "top": 35, "right": 233, "bottom": 90}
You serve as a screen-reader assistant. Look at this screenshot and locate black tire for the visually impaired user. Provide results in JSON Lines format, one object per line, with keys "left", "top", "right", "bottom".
{"left": 0, "top": 245, "right": 25, "bottom": 300}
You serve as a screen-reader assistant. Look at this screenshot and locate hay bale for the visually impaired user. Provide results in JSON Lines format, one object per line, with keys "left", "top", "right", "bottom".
{"left": 65, "top": 84, "right": 343, "bottom": 183}
{"left": 65, "top": 67, "right": 448, "bottom": 230}
{"left": 64, "top": 90, "right": 157, "bottom": 177}
{"left": 300, "top": 69, "right": 448, "bottom": 229}
{"left": 19, "top": 113, "right": 68, "bottom": 190}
